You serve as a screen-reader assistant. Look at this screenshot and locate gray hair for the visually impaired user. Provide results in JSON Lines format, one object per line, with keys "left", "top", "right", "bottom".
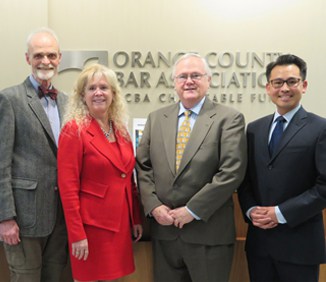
{"left": 172, "top": 53, "right": 212, "bottom": 78}
{"left": 26, "top": 27, "right": 60, "bottom": 53}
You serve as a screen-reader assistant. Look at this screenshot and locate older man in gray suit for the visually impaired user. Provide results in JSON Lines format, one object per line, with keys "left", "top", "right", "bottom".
{"left": 0, "top": 27, "right": 68, "bottom": 282}
{"left": 136, "top": 53, "right": 247, "bottom": 282}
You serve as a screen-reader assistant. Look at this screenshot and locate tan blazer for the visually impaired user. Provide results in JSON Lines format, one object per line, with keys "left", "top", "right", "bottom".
{"left": 136, "top": 98, "right": 247, "bottom": 245}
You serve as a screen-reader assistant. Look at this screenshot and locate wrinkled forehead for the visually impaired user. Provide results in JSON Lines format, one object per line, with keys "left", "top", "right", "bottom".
{"left": 28, "top": 33, "right": 60, "bottom": 54}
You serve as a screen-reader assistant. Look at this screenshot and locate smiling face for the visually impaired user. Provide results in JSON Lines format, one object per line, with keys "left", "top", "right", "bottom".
{"left": 266, "top": 64, "right": 308, "bottom": 115}
{"left": 25, "top": 32, "right": 61, "bottom": 86}
{"left": 174, "top": 56, "right": 211, "bottom": 109}
{"left": 83, "top": 75, "right": 114, "bottom": 119}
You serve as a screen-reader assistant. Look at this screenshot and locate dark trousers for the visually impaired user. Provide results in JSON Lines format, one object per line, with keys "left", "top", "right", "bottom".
{"left": 3, "top": 207, "right": 68, "bottom": 282}
{"left": 153, "top": 237, "right": 234, "bottom": 282}
{"left": 247, "top": 253, "right": 319, "bottom": 282}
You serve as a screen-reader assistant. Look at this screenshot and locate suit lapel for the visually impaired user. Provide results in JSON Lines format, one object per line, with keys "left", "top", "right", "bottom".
{"left": 25, "top": 79, "right": 57, "bottom": 145}
{"left": 160, "top": 105, "right": 179, "bottom": 174}
{"left": 56, "top": 92, "right": 67, "bottom": 127}
{"left": 177, "top": 100, "right": 215, "bottom": 174}
{"left": 87, "top": 119, "right": 131, "bottom": 172}
{"left": 269, "top": 107, "right": 307, "bottom": 162}
{"left": 261, "top": 116, "right": 274, "bottom": 159}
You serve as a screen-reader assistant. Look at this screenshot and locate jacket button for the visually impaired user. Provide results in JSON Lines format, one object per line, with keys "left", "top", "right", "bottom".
{"left": 121, "top": 173, "right": 126, "bottom": 178}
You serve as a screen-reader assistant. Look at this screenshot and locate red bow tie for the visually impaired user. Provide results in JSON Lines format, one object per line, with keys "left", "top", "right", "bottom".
{"left": 38, "top": 86, "right": 58, "bottom": 100}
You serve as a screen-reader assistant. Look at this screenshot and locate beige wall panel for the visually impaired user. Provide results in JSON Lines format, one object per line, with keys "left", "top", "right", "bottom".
{"left": 1, "top": 0, "right": 325, "bottom": 126}
{"left": 0, "top": 0, "right": 48, "bottom": 88}
{"left": 0, "top": 1, "right": 326, "bottom": 280}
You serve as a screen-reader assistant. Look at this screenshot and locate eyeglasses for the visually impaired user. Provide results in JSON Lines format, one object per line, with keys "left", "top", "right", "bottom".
{"left": 269, "top": 77, "right": 301, "bottom": 89}
{"left": 174, "top": 73, "right": 207, "bottom": 83}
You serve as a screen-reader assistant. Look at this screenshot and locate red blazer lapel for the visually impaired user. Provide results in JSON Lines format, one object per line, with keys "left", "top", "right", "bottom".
{"left": 86, "top": 119, "right": 133, "bottom": 172}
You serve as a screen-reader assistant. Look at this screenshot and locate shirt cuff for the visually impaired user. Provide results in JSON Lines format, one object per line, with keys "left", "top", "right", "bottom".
{"left": 246, "top": 206, "right": 256, "bottom": 221}
{"left": 275, "top": 206, "right": 287, "bottom": 224}
{"left": 186, "top": 206, "right": 201, "bottom": 220}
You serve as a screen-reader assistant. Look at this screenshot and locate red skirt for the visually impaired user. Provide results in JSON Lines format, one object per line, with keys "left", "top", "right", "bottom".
{"left": 70, "top": 198, "right": 135, "bottom": 281}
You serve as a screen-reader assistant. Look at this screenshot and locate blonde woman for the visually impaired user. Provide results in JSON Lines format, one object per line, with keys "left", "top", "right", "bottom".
{"left": 58, "top": 64, "right": 142, "bottom": 282}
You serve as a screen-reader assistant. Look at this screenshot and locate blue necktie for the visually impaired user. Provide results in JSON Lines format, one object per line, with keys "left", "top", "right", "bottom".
{"left": 269, "top": 116, "right": 285, "bottom": 156}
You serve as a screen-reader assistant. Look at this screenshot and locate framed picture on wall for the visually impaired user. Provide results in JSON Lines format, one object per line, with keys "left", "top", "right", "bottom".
{"left": 132, "top": 118, "right": 147, "bottom": 154}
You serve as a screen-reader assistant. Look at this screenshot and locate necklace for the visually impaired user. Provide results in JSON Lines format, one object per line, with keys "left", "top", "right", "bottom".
{"left": 101, "top": 119, "right": 113, "bottom": 140}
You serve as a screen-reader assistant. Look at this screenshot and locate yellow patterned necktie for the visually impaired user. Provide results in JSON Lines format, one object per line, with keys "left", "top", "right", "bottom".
{"left": 176, "top": 110, "right": 192, "bottom": 171}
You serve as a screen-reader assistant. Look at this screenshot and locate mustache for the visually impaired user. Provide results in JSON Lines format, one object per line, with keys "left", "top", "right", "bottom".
{"left": 38, "top": 63, "right": 55, "bottom": 69}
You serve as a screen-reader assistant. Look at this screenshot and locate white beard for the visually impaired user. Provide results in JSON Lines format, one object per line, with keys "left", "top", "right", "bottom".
{"left": 35, "top": 69, "right": 55, "bottom": 81}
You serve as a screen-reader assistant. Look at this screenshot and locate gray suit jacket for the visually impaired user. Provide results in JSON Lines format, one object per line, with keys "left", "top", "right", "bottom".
{"left": 238, "top": 107, "right": 326, "bottom": 264}
{"left": 136, "top": 98, "right": 247, "bottom": 245}
{"left": 0, "top": 77, "right": 67, "bottom": 237}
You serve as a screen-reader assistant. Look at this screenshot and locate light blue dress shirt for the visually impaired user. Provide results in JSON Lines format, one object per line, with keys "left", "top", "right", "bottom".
{"left": 29, "top": 75, "right": 60, "bottom": 146}
{"left": 178, "top": 97, "right": 206, "bottom": 220}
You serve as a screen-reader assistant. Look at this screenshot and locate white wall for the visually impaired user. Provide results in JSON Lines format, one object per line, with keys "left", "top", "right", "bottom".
{"left": 0, "top": 0, "right": 48, "bottom": 86}
{"left": 1, "top": 0, "right": 325, "bottom": 124}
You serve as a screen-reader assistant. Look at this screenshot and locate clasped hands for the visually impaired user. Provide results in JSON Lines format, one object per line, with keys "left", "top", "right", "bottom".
{"left": 249, "top": 206, "right": 278, "bottom": 229}
{"left": 152, "top": 205, "right": 194, "bottom": 228}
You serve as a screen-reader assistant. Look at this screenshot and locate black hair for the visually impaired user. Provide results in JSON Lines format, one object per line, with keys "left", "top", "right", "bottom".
{"left": 265, "top": 54, "right": 307, "bottom": 81}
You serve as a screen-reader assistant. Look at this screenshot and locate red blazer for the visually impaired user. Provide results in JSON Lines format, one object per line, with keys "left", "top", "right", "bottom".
{"left": 58, "top": 118, "right": 141, "bottom": 243}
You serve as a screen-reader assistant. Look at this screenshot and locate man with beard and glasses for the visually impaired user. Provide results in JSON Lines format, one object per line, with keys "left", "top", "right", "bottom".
{"left": 0, "top": 27, "right": 68, "bottom": 282}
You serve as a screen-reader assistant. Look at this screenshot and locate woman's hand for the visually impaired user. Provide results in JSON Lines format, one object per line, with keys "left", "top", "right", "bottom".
{"left": 72, "top": 239, "right": 89, "bottom": 260}
{"left": 132, "top": 224, "right": 143, "bottom": 242}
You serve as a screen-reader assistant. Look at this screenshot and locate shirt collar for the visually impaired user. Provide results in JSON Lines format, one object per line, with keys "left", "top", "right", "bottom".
{"left": 29, "top": 75, "right": 54, "bottom": 92}
{"left": 29, "top": 75, "right": 40, "bottom": 92}
{"left": 273, "top": 104, "right": 302, "bottom": 123}
{"left": 178, "top": 96, "right": 206, "bottom": 117}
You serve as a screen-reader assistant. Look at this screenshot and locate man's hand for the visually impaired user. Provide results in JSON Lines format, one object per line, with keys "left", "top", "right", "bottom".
{"left": 151, "top": 205, "right": 174, "bottom": 226}
{"left": 0, "top": 219, "right": 20, "bottom": 245}
{"left": 250, "top": 206, "right": 278, "bottom": 229}
{"left": 169, "top": 207, "right": 194, "bottom": 229}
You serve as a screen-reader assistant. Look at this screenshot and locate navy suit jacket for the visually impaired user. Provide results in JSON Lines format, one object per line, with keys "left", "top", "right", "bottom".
{"left": 238, "top": 106, "right": 326, "bottom": 265}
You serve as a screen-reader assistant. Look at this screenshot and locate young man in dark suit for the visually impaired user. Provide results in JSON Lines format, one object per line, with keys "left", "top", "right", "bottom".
{"left": 238, "top": 54, "right": 326, "bottom": 282}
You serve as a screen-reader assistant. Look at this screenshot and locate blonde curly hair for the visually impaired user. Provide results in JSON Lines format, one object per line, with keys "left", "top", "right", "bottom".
{"left": 62, "top": 63, "right": 130, "bottom": 140}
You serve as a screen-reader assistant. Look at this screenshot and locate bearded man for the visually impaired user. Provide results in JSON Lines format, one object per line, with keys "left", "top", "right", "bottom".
{"left": 0, "top": 27, "right": 68, "bottom": 282}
